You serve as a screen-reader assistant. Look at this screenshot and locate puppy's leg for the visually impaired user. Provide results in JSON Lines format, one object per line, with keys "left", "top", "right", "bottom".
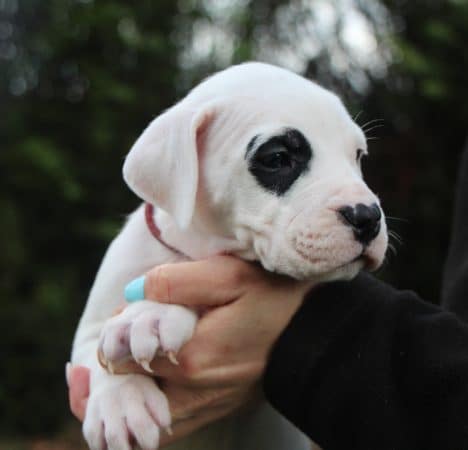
{"left": 71, "top": 206, "right": 185, "bottom": 450}
{"left": 73, "top": 322, "right": 173, "bottom": 450}
{"left": 75, "top": 301, "right": 195, "bottom": 450}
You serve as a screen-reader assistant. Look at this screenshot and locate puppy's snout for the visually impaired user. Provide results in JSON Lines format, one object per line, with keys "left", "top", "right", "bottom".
{"left": 338, "top": 203, "right": 381, "bottom": 245}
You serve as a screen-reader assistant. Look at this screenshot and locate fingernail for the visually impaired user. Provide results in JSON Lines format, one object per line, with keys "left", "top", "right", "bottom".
{"left": 125, "top": 275, "right": 145, "bottom": 302}
{"left": 65, "top": 362, "right": 71, "bottom": 386}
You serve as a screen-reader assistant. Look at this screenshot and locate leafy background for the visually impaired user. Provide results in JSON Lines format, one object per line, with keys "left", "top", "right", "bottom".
{"left": 1, "top": 0, "right": 467, "bottom": 447}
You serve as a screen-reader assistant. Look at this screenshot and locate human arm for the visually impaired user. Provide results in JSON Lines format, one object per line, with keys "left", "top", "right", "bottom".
{"left": 442, "top": 143, "right": 468, "bottom": 317}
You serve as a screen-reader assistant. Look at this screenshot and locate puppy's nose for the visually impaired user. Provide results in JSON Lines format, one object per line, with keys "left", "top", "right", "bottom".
{"left": 338, "top": 203, "right": 381, "bottom": 245}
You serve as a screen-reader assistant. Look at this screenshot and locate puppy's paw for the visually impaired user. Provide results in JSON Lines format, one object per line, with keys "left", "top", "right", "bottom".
{"left": 98, "top": 300, "right": 197, "bottom": 373}
{"left": 83, "top": 374, "right": 170, "bottom": 450}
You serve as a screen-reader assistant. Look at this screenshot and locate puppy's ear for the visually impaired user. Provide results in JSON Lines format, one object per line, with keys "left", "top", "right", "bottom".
{"left": 123, "top": 102, "right": 214, "bottom": 229}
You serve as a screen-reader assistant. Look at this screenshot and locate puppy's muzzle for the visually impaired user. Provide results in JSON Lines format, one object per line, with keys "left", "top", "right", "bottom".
{"left": 337, "top": 203, "right": 382, "bottom": 245}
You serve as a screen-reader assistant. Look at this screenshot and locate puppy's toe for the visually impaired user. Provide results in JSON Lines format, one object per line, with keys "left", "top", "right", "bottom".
{"left": 129, "top": 313, "right": 160, "bottom": 371}
{"left": 104, "top": 416, "right": 131, "bottom": 450}
{"left": 127, "top": 413, "right": 160, "bottom": 450}
{"left": 121, "top": 376, "right": 170, "bottom": 448}
{"left": 158, "top": 305, "right": 197, "bottom": 359}
{"left": 99, "top": 301, "right": 197, "bottom": 373}
{"left": 122, "top": 302, "right": 197, "bottom": 369}
{"left": 99, "top": 321, "right": 131, "bottom": 367}
{"left": 142, "top": 378, "right": 172, "bottom": 430}
{"left": 121, "top": 375, "right": 170, "bottom": 448}
{"left": 83, "top": 406, "right": 105, "bottom": 450}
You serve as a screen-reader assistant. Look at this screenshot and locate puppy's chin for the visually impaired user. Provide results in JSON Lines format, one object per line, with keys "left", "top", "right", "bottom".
{"left": 312, "top": 258, "right": 365, "bottom": 283}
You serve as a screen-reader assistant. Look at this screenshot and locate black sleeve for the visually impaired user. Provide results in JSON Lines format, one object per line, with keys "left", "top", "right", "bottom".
{"left": 263, "top": 145, "right": 468, "bottom": 450}
{"left": 264, "top": 274, "right": 468, "bottom": 450}
{"left": 442, "top": 143, "right": 468, "bottom": 318}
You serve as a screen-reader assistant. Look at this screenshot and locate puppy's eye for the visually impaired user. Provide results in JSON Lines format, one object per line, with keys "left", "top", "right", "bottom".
{"left": 247, "top": 128, "right": 312, "bottom": 196}
{"left": 256, "top": 148, "right": 294, "bottom": 171}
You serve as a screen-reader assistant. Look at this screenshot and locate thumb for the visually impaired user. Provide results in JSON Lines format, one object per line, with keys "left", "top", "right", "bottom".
{"left": 124, "top": 255, "right": 259, "bottom": 307}
{"left": 67, "top": 364, "right": 90, "bottom": 422}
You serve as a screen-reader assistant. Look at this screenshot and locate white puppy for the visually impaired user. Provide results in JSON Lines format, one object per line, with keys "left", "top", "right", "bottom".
{"left": 71, "top": 62, "right": 388, "bottom": 450}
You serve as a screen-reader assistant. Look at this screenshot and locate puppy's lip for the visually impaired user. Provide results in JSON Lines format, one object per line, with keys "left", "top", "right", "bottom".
{"left": 336, "top": 248, "right": 379, "bottom": 272}
{"left": 337, "top": 253, "right": 365, "bottom": 271}
{"left": 360, "top": 250, "right": 381, "bottom": 271}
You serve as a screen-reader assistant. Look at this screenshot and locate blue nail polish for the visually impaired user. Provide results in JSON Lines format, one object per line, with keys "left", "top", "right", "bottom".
{"left": 125, "top": 276, "right": 145, "bottom": 302}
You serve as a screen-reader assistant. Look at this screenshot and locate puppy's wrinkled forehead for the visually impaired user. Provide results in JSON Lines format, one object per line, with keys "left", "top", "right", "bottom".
{"left": 188, "top": 61, "right": 365, "bottom": 154}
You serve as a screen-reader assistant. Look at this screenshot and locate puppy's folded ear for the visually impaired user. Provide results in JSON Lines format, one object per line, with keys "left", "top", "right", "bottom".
{"left": 123, "top": 101, "right": 215, "bottom": 229}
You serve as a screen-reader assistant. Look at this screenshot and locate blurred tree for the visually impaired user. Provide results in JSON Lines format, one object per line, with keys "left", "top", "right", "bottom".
{"left": 0, "top": 0, "right": 182, "bottom": 435}
{"left": 1, "top": 0, "right": 467, "bottom": 439}
{"left": 358, "top": 0, "right": 468, "bottom": 300}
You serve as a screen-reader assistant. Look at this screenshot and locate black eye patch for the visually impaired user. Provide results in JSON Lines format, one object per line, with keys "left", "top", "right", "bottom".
{"left": 247, "top": 128, "right": 312, "bottom": 196}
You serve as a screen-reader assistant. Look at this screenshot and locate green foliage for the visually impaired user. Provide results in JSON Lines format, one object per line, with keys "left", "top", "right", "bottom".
{"left": 361, "top": 0, "right": 468, "bottom": 298}
{"left": 0, "top": 0, "right": 181, "bottom": 436}
{"left": 1, "top": 0, "right": 468, "bottom": 439}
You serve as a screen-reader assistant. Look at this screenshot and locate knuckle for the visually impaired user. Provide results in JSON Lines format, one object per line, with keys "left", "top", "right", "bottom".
{"left": 147, "top": 265, "right": 170, "bottom": 301}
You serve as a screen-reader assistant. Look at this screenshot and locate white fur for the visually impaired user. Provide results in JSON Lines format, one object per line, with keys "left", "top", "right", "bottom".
{"left": 72, "top": 62, "right": 388, "bottom": 450}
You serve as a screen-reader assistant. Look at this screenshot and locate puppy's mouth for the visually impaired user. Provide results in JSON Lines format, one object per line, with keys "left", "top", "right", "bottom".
{"left": 343, "top": 245, "right": 382, "bottom": 272}
{"left": 295, "top": 245, "right": 379, "bottom": 273}
{"left": 334, "top": 252, "right": 366, "bottom": 272}
{"left": 359, "top": 246, "right": 382, "bottom": 271}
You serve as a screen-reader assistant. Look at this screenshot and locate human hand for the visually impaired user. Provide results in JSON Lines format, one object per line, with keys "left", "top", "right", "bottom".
{"left": 131, "top": 256, "right": 313, "bottom": 384}
{"left": 67, "top": 256, "right": 313, "bottom": 446}
{"left": 123, "top": 255, "right": 313, "bottom": 444}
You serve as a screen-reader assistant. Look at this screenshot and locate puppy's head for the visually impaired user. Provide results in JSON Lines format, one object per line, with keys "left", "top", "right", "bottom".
{"left": 123, "top": 62, "right": 387, "bottom": 281}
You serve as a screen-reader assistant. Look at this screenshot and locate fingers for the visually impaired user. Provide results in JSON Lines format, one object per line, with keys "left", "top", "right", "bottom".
{"left": 158, "top": 383, "right": 246, "bottom": 447}
{"left": 143, "top": 255, "right": 261, "bottom": 307}
{"left": 159, "top": 404, "right": 233, "bottom": 448}
{"left": 67, "top": 365, "right": 90, "bottom": 421}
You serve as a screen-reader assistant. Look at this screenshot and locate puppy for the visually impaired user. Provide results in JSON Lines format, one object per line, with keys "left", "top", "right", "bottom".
{"left": 71, "top": 62, "right": 388, "bottom": 450}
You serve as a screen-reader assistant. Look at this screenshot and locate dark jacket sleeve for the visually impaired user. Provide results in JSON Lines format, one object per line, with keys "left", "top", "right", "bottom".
{"left": 442, "top": 144, "right": 468, "bottom": 318}
{"left": 263, "top": 147, "right": 468, "bottom": 450}
{"left": 264, "top": 274, "right": 468, "bottom": 450}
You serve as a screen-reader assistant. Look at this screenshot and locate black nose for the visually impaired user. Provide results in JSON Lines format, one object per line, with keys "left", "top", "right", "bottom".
{"left": 338, "top": 203, "right": 382, "bottom": 245}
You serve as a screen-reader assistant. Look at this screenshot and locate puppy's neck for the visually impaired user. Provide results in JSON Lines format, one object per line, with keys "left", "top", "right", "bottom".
{"left": 150, "top": 207, "right": 246, "bottom": 260}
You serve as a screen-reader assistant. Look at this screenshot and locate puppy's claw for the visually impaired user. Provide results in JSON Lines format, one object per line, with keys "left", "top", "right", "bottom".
{"left": 139, "top": 359, "right": 154, "bottom": 374}
{"left": 107, "top": 361, "right": 115, "bottom": 375}
{"left": 167, "top": 351, "right": 179, "bottom": 366}
{"left": 97, "top": 349, "right": 107, "bottom": 371}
